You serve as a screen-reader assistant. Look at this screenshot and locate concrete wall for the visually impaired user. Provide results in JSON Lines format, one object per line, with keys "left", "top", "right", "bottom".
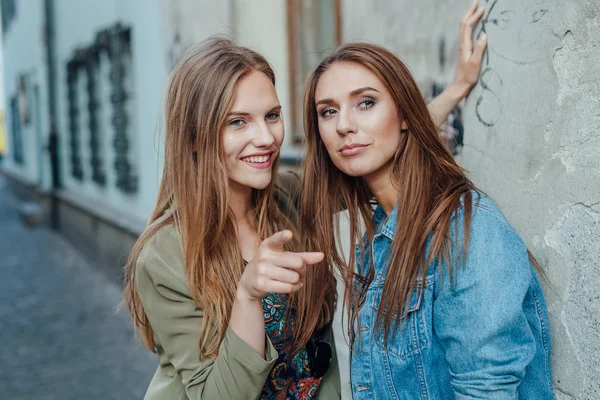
{"left": 342, "top": 0, "right": 600, "bottom": 398}
{"left": 342, "top": 0, "right": 466, "bottom": 89}
{"left": 461, "top": 1, "right": 600, "bottom": 398}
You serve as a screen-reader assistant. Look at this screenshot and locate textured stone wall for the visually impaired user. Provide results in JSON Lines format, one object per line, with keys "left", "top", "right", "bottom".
{"left": 342, "top": 0, "right": 600, "bottom": 398}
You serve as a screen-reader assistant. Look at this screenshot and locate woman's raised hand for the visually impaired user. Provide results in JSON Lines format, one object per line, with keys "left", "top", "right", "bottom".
{"left": 451, "top": 0, "right": 488, "bottom": 95}
{"left": 237, "top": 230, "right": 324, "bottom": 300}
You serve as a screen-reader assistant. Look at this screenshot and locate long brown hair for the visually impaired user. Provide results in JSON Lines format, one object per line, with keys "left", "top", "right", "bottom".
{"left": 301, "top": 42, "right": 500, "bottom": 347}
{"left": 124, "top": 37, "right": 323, "bottom": 358}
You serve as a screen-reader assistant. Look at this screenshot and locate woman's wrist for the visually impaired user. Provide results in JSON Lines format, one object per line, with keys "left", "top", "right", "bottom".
{"left": 447, "top": 80, "right": 474, "bottom": 102}
{"left": 235, "top": 286, "right": 262, "bottom": 303}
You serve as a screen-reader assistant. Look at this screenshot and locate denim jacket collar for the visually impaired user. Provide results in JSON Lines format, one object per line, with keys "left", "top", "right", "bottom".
{"left": 373, "top": 203, "right": 398, "bottom": 240}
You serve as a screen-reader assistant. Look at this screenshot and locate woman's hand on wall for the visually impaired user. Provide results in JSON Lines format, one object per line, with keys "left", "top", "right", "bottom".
{"left": 428, "top": 0, "right": 488, "bottom": 127}
{"left": 451, "top": 0, "right": 488, "bottom": 97}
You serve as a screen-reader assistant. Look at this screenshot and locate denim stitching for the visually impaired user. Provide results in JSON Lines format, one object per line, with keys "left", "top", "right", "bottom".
{"left": 382, "top": 343, "right": 400, "bottom": 400}
{"left": 531, "top": 274, "right": 554, "bottom": 391}
{"left": 414, "top": 347, "right": 431, "bottom": 399}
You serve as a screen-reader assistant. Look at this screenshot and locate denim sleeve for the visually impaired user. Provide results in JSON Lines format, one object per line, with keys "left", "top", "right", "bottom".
{"left": 433, "top": 206, "right": 537, "bottom": 400}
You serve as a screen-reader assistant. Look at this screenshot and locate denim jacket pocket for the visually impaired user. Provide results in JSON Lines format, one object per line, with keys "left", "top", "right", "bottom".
{"left": 371, "top": 274, "right": 432, "bottom": 359}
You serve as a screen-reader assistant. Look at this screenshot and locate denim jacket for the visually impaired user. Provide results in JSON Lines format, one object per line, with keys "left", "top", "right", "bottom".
{"left": 350, "top": 193, "right": 553, "bottom": 400}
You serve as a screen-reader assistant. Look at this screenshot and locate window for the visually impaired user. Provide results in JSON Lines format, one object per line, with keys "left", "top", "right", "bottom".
{"left": 1, "top": 0, "right": 17, "bottom": 35}
{"left": 286, "top": 0, "right": 341, "bottom": 143}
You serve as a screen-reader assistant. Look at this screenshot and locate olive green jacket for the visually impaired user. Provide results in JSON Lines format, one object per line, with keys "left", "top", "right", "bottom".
{"left": 136, "top": 179, "right": 340, "bottom": 399}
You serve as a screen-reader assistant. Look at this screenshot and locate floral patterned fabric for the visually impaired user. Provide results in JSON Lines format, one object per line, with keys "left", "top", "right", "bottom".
{"left": 259, "top": 292, "right": 324, "bottom": 399}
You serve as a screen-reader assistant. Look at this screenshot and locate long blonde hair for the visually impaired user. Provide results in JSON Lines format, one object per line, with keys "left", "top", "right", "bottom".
{"left": 124, "top": 37, "right": 317, "bottom": 358}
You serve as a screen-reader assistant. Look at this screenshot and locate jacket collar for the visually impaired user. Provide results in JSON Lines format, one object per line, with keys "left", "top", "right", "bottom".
{"left": 373, "top": 202, "right": 397, "bottom": 240}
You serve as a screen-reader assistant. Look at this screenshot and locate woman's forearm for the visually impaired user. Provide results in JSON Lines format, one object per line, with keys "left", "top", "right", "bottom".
{"left": 427, "top": 82, "right": 470, "bottom": 127}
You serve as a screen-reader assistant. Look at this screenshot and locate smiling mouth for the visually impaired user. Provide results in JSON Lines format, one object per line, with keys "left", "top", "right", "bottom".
{"left": 241, "top": 153, "right": 274, "bottom": 169}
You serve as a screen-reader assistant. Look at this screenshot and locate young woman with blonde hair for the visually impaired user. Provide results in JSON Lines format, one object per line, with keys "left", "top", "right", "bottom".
{"left": 123, "top": 38, "right": 339, "bottom": 399}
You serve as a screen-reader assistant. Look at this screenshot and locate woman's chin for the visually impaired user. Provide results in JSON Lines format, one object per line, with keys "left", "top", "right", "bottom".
{"left": 247, "top": 177, "right": 273, "bottom": 191}
{"left": 252, "top": 181, "right": 271, "bottom": 190}
{"left": 338, "top": 164, "right": 378, "bottom": 179}
{"left": 335, "top": 157, "right": 390, "bottom": 180}
{"left": 228, "top": 176, "right": 273, "bottom": 193}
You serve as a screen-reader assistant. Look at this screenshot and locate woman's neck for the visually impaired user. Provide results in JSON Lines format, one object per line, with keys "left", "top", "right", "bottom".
{"left": 228, "top": 182, "right": 260, "bottom": 261}
{"left": 228, "top": 182, "right": 254, "bottom": 224}
{"left": 364, "top": 161, "right": 398, "bottom": 216}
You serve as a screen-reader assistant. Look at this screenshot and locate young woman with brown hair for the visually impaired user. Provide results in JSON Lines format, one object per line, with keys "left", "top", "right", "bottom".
{"left": 123, "top": 37, "right": 339, "bottom": 399}
{"left": 300, "top": 37, "right": 553, "bottom": 400}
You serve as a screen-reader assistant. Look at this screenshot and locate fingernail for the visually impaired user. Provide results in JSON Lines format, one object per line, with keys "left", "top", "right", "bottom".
{"left": 481, "top": 33, "right": 488, "bottom": 40}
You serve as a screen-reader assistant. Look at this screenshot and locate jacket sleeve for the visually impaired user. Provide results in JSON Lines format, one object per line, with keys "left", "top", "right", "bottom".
{"left": 433, "top": 205, "right": 537, "bottom": 400}
{"left": 136, "top": 243, "right": 278, "bottom": 400}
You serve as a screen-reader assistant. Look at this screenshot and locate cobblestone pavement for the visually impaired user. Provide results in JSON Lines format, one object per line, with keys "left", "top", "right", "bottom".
{"left": 0, "top": 179, "right": 156, "bottom": 399}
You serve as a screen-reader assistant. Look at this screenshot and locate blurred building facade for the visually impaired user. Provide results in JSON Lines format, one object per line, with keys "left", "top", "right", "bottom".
{"left": 2, "top": 0, "right": 171, "bottom": 263}
{"left": 1, "top": 0, "right": 599, "bottom": 398}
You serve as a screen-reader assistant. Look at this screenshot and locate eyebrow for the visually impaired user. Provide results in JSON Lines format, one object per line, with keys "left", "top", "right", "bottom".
{"left": 227, "top": 105, "right": 282, "bottom": 117}
{"left": 315, "top": 86, "right": 380, "bottom": 106}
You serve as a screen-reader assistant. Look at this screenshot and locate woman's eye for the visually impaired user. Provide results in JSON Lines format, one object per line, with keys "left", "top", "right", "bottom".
{"left": 229, "top": 119, "right": 245, "bottom": 127}
{"left": 266, "top": 112, "right": 280, "bottom": 121}
{"left": 320, "top": 108, "right": 336, "bottom": 118}
{"left": 358, "top": 98, "right": 375, "bottom": 110}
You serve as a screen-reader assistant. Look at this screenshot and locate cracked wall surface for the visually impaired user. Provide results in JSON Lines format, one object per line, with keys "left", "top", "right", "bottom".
{"left": 342, "top": 0, "right": 600, "bottom": 398}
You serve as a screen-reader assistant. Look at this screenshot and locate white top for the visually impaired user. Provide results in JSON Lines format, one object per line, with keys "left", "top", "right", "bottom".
{"left": 332, "top": 210, "right": 358, "bottom": 400}
{"left": 333, "top": 270, "right": 352, "bottom": 399}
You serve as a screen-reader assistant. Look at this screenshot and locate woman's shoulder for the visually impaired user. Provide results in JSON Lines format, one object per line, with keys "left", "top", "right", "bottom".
{"left": 449, "top": 190, "right": 527, "bottom": 259}
{"left": 275, "top": 170, "right": 301, "bottom": 194}
{"left": 137, "top": 223, "right": 186, "bottom": 282}
{"left": 454, "top": 190, "right": 515, "bottom": 232}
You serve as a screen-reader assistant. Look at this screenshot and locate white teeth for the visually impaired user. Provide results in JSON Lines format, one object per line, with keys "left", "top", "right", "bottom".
{"left": 243, "top": 154, "right": 270, "bottom": 163}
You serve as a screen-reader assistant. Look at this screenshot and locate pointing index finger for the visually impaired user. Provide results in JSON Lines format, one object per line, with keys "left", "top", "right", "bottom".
{"left": 298, "top": 252, "right": 325, "bottom": 265}
{"left": 262, "top": 230, "right": 293, "bottom": 252}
